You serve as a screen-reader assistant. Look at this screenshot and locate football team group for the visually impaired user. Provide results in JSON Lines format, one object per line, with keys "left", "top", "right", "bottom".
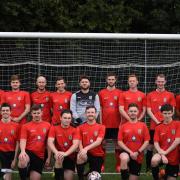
{"left": 0, "top": 73, "right": 179, "bottom": 180}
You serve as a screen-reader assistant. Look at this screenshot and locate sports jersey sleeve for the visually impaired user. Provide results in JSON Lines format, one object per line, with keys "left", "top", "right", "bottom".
{"left": 25, "top": 92, "right": 31, "bottom": 105}
{"left": 154, "top": 126, "right": 160, "bottom": 142}
{"left": 146, "top": 93, "right": 151, "bottom": 108}
{"left": 98, "top": 125, "right": 105, "bottom": 139}
{"left": 143, "top": 123, "right": 150, "bottom": 141}
{"left": 176, "top": 121, "right": 180, "bottom": 138}
{"left": 48, "top": 126, "right": 55, "bottom": 138}
{"left": 20, "top": 125, "right": 28, "bottom": 140}
{"left": 169, "top": 93, "right": 176, "bottom": 107}
{"left": 142, "top": 94, "right": 147, "bottom": 107}
{"left": 118, "top": 93, "right": 125, "bottom": 107}
{"left": 73, "top": 128, "right": 81, "bottom": 140}
{"left": 94, "top": 94, "right": 100, "bottom": 116}
{"left": 118, "top": 125, "right": 124, "bottom": 141}
{"left": 76, "top": 127, "right": 82, "bottom": 141}
{"left": 70, "top": 93, "right": 79, "bottom": 119}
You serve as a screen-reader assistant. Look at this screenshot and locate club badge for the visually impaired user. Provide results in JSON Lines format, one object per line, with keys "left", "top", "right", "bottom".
{"left": 89, "top": 96, "right": 92, "bottom": 100}
{"left": 4, "top": 137, "right": 8, "bottom": 142}
{"left": 114, "top": 96, "right": 118, "bottom": 100}
{"left": 138, "top": 129, "right": 142, "bottom": 134}
{"left": 43, "top": 128, "right": 47, "bottom": 133}
{"left": 171, "top": 129, "right": 175, "bottom": 135}
{"left": 64, "top": 142, "right": 68, "bottom": 147}
{"left": 46, "top": 97, "right": 49, "bottom": 102}
{"left": 64, "top": 98, "right": 68, "bottom": 103}
{"left": 94, "top": 131, "right": 98, "bottom": 137}
{"left": 132, "top": 136, "right": 136, "bottom": 142}
{"left": 90, "top": 139, "right": 94, "bottom": 143}
{"left": 163, "top": 98, "right": 167, "bottom": 103}
{"left": 138, "top": 97, "right": 142, "bottom": 102}
{"left": 69, "top": 135, "right": 72, "bottom": 140}
{"left": 11, "top": 130, "right": 15, "bottom": 135}
{"left": 17, "top": 96, "right": 21, "bottom": 101}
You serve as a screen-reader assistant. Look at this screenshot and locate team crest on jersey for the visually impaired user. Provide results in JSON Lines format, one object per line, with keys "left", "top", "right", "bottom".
{"left": 138, "top": 129, "right": 142, "bottom": 134}
{"left": 132, "top": 136, "right": 136, "bottom": 141}
{"left": 4, "top": 137, "right": 8, "bottom": 142}
{"left": 90, "top": 139, "right": 94, "bottom": 143}
{"left": 89, "top": 96, "right": 92, "bottom": 100}
{"left": 11, "top": 130, "right": 15, "bottom": 135}
{"left": 46, "top": 97, "right": 49, "bottom": 102}
{"left": 17, "top": 96, "right": 21, "bottom": 101}
{"left": 64, "top": 142, "right": 68, "bottom": 147}
{"left": 43, "top": 128, "right": 47, "bottom": 133}
{"left": 94, "top": 131, "right": 98, "bottom": 137}
{"left": 114, "top": 96, "right": 118, "bottom": 100}
{"left": 171, "top": 129, "right": 176, "bottom": 135}
{"left": 167, "top": 138, "right": 171, "bottom": 143}
{"left": 163, "top": 98, "right": 167, "bottom": 103}
{"left": 64, "top": 98, "right": 68, "bottom": 103}
{"left": 40, "top": 104, "right": 44, "bottom": 108}
{"left": 138, "top": 97, "right": 142, "bottom": 102}
{"left": 69, "top": 135, "right": 72, "bottom": 140}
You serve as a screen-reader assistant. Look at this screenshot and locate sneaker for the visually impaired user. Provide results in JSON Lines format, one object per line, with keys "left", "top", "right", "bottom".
{"left": 101, "top": 164, "right": 105, "bottom": 173}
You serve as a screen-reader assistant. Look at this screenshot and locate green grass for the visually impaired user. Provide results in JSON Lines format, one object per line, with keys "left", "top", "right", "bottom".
{"left": 11, "top": 153, "right": 180, "bottom": 179}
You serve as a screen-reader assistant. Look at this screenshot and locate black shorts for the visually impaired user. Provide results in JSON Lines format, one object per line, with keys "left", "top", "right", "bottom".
{"left": 87, "top": 153, "right": 104, "bottom": 173}
{"left": 105, "top": 128, "right": 119, "bottom": 139}
{"left": 149, "top": 130, "right": 155, "bottom": 144}
{"left": 128, "top": 159, "right": 142, "bottom": 176}
{"left": 165, "top": 164, "right": 179, "bottom": 178}
{"left": 63, "top": 156, "right": 76, "bottom": 171}
{"left": 26, "top": 150, "right": 44, "bottom": 175}
{"left": 0, "top": 151, "right": 15, "bottom": 169}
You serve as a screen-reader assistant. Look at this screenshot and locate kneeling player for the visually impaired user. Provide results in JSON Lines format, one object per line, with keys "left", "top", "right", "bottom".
{"left": 151, "top": 104, "right": 180, "bottom": 180}
{"left": 48, "top": 109, "right": 80, "bottom": 180}
{"left": 76, "top": 106, "right": 105, "bottom": 180}
{"left": 18, "top": 105, "right": 51, "bottom": 180}
{"left": 0, "top": 103, "right": 19, "bottom": 180}
{"left": 118, "top": 103, "right": 150, "bottom": 180}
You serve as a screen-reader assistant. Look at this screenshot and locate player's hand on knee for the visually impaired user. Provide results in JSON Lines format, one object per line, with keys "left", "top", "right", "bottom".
{"left": 161, "top": 155, "right": 168, "bottom": 164}
{"left": 19, "top": 151, "right": 28, "bottom": 161}
{"left": 11, "top": 159, "right": 16, "bottom": 169}
{"left": 79, "top": 148, "right": 87, "bottom": 159}
{"left": 55, "top": 151, "right": 65, "bottom": 161}
{"left": 130, "top": 152, "right": 138, "bottom": 160}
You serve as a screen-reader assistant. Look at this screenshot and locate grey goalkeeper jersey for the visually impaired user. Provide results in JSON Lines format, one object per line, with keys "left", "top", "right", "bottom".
{"left": 70, "top": 90, "right": 100, "bottom": 124}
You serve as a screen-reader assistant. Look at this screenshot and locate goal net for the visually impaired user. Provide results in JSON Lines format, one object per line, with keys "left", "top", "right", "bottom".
{"left": 0, "top": 33, "right": 179, "bottom": 95}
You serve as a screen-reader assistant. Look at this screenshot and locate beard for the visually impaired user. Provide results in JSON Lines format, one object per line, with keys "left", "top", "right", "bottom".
{"left": 81, "top": 85, "right": 90, "bottom": 91}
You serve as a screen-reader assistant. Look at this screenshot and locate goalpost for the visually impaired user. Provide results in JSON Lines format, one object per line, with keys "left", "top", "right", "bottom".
{"left": 0, "top": 32, "right": 179, "bottom": 96}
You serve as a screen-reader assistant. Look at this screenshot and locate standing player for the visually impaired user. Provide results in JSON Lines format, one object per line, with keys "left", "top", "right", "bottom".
{"left": 0, "top": 103, "right": 19, "bottom": 180}
{"left": 151, "top": 104, "right": 180, "bottom": 180}
{"left": 1, "top": 75, "right": 31, "bottom": 125}
{"left": 98, "top": 73, "right": 122, "bottom": 172}
{"left": 118, "top": 103, "right": 150, "bottom": 180}
{"left": 51, "top": 77, "right": 72, "bottom": 125}
{"left": 31, "top": 76, "right": 52, "bottom": 123}
{"left": 70, "top": 75, "right": 100, "bottom": 126}
{"left": 76, "top": 106, "right": 105, "bottom": 180}
{"left": 146, "top": 74, "right": 176, "bottom": 172}
{"left": 119, "top": 74, "right": 146, "bottom": 124}
{"left": 48, "top": 109, "right": 80, "bottom": 180}
{"left": 176, "top": 94, "right": 180, "bottom": 118}
{"left": 18, "top": 105, "right": 51, "bottom": 180}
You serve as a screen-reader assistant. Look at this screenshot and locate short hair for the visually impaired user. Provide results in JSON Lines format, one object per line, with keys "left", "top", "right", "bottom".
{"left": 61, "top": 109, "right": 73, "bottom": 117}
{"left": 36, "top": 75, "right": 47, "bottom": 82}
{"left": 86, "top": 105, "right": 97, "bottom": 112}
{"left": 1, "top": 103, "right": 11, "bottom": 110}
{"left": 128, "top": 74, "right": 138, "bottom": 81}
{"left": 128, "top": 103, "right": 139, "bottom": 110}
{"left": 156, "top": 74, "right": 166, "bottom": 80}
{"left": 106, "top": 72, "right": 117, "bottom": 79}
{"left": 160, "top": 104, "right": 173, "bottom": 112}
{"left": 10, "top": 74, "right": 20, "bottom": 82}
{"left": 56, "top": 76, "right": 65, "bottom": 83}
{"left": 31, "top": 104, "right": 42, "bottom": 112}
{"left": 79, "top": 75, "right": 90, "bottom": 82}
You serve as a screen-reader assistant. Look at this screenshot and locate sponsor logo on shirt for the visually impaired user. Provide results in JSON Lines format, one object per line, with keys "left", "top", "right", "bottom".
{"left": 57, "top": 134, "right": 62, "bottom": 137}
{"left": 83, "top": 132, "right": 87, "bottom": 135}
{"left": 163, "top": 98, "right": 167, "bottom": 103}
{"left": 125, "top": 97, "right": 131, "bottom": 100}
{"left": 11, "top": 130, "right": 15, "bottom": 135}
{"left": 46, "top": 97, "right": 49, "bottom": 102}
{"left": 89, "top": 96, "right": 92, "bottom": 100}
{"left": 30, "top": 130, "right": 36, "bottom": 132}
{"left": 160, "top": 132, "right": 166, "bottom": 136}
{"left": 114, "top": 96, "right": 118, "bottom": 100}
{"left": 153, "top": 99, "right": 157, "bottom": 102}
{"left": 171, "top": 129, "right": 176, "bottom": 135}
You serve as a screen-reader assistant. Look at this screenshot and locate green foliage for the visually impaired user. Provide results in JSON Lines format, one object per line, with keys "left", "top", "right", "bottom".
{"left": 0, "top": 0, "right": 180, "bottom": 33}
